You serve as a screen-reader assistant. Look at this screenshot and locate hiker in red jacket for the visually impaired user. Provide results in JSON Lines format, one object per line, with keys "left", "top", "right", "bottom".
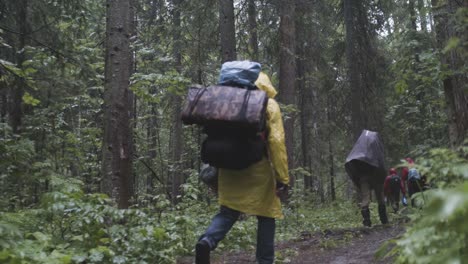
{"left": 383, "top": 168, "right": 406, "bottom": 213}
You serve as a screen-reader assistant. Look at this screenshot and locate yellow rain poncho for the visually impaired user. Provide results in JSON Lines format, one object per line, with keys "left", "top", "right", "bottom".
{"left": 218, "top": 72, "right": 289, "bottom": 219}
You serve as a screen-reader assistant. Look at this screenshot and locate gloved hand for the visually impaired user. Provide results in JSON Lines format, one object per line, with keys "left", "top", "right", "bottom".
{"left": 402, "top": 196, "right": 408, "bottom": 206}
{"left": 276, "top": 181, "right": 289, "bottom": 202}
{"left": 199, "top": 164, "right": 218, "bottom": 193}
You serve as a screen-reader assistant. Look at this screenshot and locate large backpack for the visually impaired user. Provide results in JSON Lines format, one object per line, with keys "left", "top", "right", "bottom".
{"left": 407, "top": 168, "right": 421, "bottom": 182}
{"left": 181, "top": 61, "right": 267, "bottom": 170}
{"left": 390, "top": 174, "right": 401, "bottom": 192}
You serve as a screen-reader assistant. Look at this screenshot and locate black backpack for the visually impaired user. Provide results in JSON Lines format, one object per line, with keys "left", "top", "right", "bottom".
{"left": 390, "top": 174, "right": 401, "bottom": 193}
{"left": 201, "top": 123, "right": 267, "bottom": 170}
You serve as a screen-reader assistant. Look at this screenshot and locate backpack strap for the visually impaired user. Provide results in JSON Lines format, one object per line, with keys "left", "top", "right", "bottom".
{"left": 237, "top": 89, "right": 251, "bottom": 122}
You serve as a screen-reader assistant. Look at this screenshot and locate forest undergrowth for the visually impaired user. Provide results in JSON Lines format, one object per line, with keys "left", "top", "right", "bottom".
{"left": 1, "top": 145, "right": 467, "bottom": 264}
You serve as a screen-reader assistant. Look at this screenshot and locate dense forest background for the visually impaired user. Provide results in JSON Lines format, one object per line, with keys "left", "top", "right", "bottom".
{"left": 0, "top": 0, "right": 467, "bottom": 263}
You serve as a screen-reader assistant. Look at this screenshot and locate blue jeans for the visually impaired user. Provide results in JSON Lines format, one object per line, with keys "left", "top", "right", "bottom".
{"left": 199, "top": 206, "right": 275, "bottom": 264}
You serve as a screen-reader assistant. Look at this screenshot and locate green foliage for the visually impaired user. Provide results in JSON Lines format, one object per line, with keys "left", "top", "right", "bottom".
{"left": 1, "top": 0, "right": 466, "bottom": 262}
{"left": 380, "top": 5, "right": 451, "bottom": 163}
{"left": 130, "top": 70, "right": 191, "bottom": 103}
{"left": 383, "top": 147, "right": 468, "bottom": 264}
{"left": 220, "top": 217, "right": 256, "bottom": 252}
{"left": 278, "top": 190, "right": 363, "bottom": 243}
{"left": 0, "top": 179, "right": 202, "bottom": 263}
{"left": 443, "top": 37, "right": 460, "bottom": 54}
{"left": 0, "top": 124, "right": 37, "bottom": 210}
{"left": 275, "top": 248, "right": 299, "bottom": 263}
{"left": 22, "top": 92, "right": 41, "bottom": 106}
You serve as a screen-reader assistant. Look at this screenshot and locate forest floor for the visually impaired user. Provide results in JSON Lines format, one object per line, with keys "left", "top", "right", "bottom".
{"left": 178, "top": 222, "right": 405, "bottom": 264}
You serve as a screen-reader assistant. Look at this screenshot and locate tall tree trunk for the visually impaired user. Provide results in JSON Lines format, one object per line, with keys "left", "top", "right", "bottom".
{"left": 101, "top": 0, "right": 134, "bottom": 209}
{"left": 247, "top": 0, "right": 258, "bottom": 61}
{"left": 344, "top": 0, "right": 381, "bottom": 139}
{"left": 128, "top": 0, "right": 136, "bottom": 202}
{"left": 145, "top": 0, "right": 158, "bottom": 196}
{"left": 296, "top": 12, "right": 313, "bottom": 191}
{"left": 10, "top": 0, "right": 28, "bottom": 134}
{"left": 1, "top": 87, "right": 6, "bottom": 123}
{"left": 327, "top": 95, "right": 336, "bottom": 201}
{"left": 298, "top": 56, "right": 313, "bottom": 190}
{"left": 219, "top": 0, "right": 236, "bottom": 62}
{"left": 278, "top": 0, "right": 296, "bottom": 178}
{"left": 171, "top": 0, "right": 184, "bottom": 203}
{"left": 344, "top": 0, "right": 362, "bottom": 140}
{"left": 432, "top": 0, "right": 468, "bottom": 146}
{"left": 147, "top": 105, "right": 158, "bottom": 195}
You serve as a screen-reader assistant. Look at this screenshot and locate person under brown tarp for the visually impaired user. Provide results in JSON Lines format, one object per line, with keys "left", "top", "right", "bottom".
{"left": 345, "top": 130, "right": 388, "bottom": 227}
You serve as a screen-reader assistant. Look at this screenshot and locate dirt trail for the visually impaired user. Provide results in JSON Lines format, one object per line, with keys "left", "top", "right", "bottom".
{"left": 285, "top": 224, "right": 404, "bottom": 263}
{"left": 178, "top": 224, "right": 404, "bottom": 264}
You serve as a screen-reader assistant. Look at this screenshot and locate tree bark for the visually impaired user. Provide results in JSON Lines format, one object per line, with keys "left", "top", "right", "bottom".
{"left": 101, "top": 0, "right": 134, "bottom": 209}
{"left": 0, "top": 90, "right": 6, "bottom": 123}
{"left": 298, "top": 54, "right": 313, "bottom": 190}
{"left": 147, "top": 105, "right": 158, "bottom": 195}
{"left": 432, "top": 0, "right": 468, "bottom": 146}
{"left": 10, "top": 0, "right": 28, "bottom": 134}
{"left": 219, "top": 0, "right": 237, "bottom": 62}
{"left": 128, "top": 0, "right": 136, "bottom": 202}
{"left": 327, "top": 96, "right": 336, "bottom": 201}
{"left": 296, "top": 13, "right": 313, "bottom": 191}
{"left": 171, "top": 0, "right": 184, "bottom": 203}
{"left": 344, "top": 0, "right": 362, "bottom": 140}
{"left": 278, "top": 0, "right": 296, "bottom": 176}
{"left": 344, "top": 0, "right": 382, "bottom": 140}
{"left": 247, "top": 0, "right": 258, "bottom": 61}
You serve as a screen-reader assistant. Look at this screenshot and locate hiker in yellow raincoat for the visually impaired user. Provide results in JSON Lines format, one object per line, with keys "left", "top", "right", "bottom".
{"left": 196, "top": 70, "right": 289, "bottom": 264}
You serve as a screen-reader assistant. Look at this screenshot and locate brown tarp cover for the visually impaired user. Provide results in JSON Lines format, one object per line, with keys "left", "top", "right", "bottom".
{"left": 181, "top": 85, "right": 268, "bottom": 132}
{"left": 345, "top": 130, "right": 386, "bottom": 183}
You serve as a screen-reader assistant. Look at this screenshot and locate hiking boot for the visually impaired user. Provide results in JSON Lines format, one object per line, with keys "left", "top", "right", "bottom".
{"left": 195, "top": 239, "right": 211, "bottom": 264}
{"left": 378, "top": 204, "right": 389, "bottom": 224}
{"left": 361, "top": 207, "right": 371, "bottom": 227}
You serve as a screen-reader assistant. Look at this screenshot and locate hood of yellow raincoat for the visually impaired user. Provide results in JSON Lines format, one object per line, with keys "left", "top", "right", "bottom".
{"left": 255, "top": 72, "right": 277, "bottom": 98}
